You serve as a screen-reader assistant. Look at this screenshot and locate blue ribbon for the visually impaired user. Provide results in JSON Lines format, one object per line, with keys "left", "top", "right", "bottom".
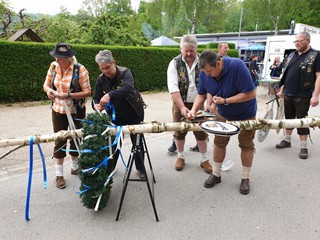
{"left": 25, "top": 137, "right": 47, "bottom": 221}
{"left": 37, "top": 143, "right": 47, "bottom": 189}
{"left": 99, "top": 126, "right": 122, "bottom": 151}
{"left": 81, "top": 126, "right": 123, "bottom": 173}
{"left": 119, "top": 151, "right": 127, "bottom": 169}
{"left": 75, "top": 118, "right": 95, "bottom": 125}
{"left": 76, "top": 169, "right": 117, "bottom": 196}
{"left": 82, "top": 155, "right": 110, "bottom": 174}
{"left": 25, "top": 136, "right": 34, "bottom": 221}
{"left": 104, "top": 102, "right": 116, "bottom": 121}
{"left": 79, "top": 126, "right": 123, "bottom": 154}
{"left": 77, "top": 184, "right": 91, "bottom": 195}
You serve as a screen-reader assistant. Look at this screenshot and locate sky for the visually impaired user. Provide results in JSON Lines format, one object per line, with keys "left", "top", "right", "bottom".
{"left": 9, "top": 0, "right": 141, "bottom": 15}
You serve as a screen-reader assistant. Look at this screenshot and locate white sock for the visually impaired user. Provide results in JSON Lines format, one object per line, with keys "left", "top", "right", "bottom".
{"left": 284, "top": 135, "right": 292, "bottom": 143}
{"left": 213, "top": 162, "right": 222, "bottom": 177}
{"left": 177, "top": 152, "right": 185, "bottom": 160}
{"left": 71, "top": 159, "right": 79, "bottom": 170}
{"left": 200, "top": 152, "right": 209, "bottom": 162}
{"left": 55, "top": 164, "right": 63, "bottom": 177}
{"left": 241, "top": 166, "right": 251, "bottom": 179}
{"left": 300, "top": 140, "right": 307, "bottom": 149}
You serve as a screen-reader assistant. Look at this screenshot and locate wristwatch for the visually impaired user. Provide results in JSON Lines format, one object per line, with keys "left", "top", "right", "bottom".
{"left": 67, "top": 91, "right": 71, "bottom": 99}
{"left": 224, "top": 98, "right": 228, "bottom": 105}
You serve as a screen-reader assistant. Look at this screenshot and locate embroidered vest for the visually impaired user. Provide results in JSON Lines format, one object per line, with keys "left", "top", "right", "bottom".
{"left": 175, "top": 54, "right": 200, "bottom": 103}
{"left": 281, "top": 49, "right": 318, "bottom": 90}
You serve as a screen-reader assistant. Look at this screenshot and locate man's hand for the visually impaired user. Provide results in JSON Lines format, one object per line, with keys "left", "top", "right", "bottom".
{"left": 180, "top": 106, "right": 189, "bottom": 118}
{"left": 310, "top": 95, "right": 319, "bottom": 107}
{"left": 208, "top": 104, "right": 218, "bottom": 115}
{"left": 212, "top": 95, "right": 224, "bottom": 105}
{"left": 277, "top": 85, "right": 284, "bottom": 97}
{"left": 187, "top": 109, "right": 197, "bottom": 119}
{"left": 100, "top": 93, "right": 110, "bottom": 107}
{"left": 94, "top": 103, "right": 104, "bottom": 112}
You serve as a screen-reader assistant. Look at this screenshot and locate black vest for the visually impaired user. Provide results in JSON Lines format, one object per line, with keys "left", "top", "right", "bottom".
{"left": 175, "top": 54, "right": 200, "bottom": 103}
{"left": 281, "top": 49, "right": 319, "bottom": 90}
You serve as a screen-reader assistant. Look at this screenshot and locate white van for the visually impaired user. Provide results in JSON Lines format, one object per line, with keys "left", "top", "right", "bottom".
{"left": 262, "top": 34, "right": 320, "bottom": 78}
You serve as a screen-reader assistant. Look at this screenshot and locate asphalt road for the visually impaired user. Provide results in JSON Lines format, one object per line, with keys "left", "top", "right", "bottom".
{"left": 0, "top": 86, "right": 320, "bottom": 240}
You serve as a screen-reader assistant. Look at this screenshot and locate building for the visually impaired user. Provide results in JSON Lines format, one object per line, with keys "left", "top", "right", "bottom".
{"left": 174, "top": 23, "right": 320, "bottom": 58}
{"left": 7, "top": 28, "right": 44, "bottom": 42}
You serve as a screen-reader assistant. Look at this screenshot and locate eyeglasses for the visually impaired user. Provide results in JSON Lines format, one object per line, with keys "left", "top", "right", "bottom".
{"left": 293, "top": 39, "right": 306, "bottom": 43}
{"left": 99, "top": 64, "right": 113, "bottom": 71}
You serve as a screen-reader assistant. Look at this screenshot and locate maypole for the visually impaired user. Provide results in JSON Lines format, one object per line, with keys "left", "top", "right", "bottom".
{"left": 1, "top": 117, "right": 320, "bottom": 148}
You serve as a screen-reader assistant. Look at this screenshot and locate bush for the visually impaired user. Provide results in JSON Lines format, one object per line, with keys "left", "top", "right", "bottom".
{"left": 0, "top": 40, "right": 238, "bottom": 102}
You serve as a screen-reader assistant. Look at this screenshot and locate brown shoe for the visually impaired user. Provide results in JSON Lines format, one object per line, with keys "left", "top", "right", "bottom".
{"left": 275, "top": 140, "right": 291, "bottom": 149}
{"left": 55, "top": 176, "right": 66, "bottom": 189}
{"left": 240, "top": 179, "right": 250, "bottom": 195}
{"left": 175, "top": 158, "right": 185, "bottom": 171}
{"left": 200, "top": 160, "right": 212, "bottom": 174}
{"left": 299, "top": 148, "right": 308, "bottom": 159}
{"left": 71, "top": 168, "right": 80, "bottom": 175}
{"left": 204, "top": 174, "right": 221, "bottom": 188}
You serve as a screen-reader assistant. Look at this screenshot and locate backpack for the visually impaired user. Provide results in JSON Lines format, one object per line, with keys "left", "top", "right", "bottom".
{"left": 51, "top": 63, "right": 86, "bottom": 112}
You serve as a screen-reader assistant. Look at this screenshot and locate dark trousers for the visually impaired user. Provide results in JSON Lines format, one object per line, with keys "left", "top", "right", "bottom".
{"left": 51, "top": 107, "right": 85, "bottom": 158}
{"left": 113, "top": 113, "right": 145, "bottom": 173}
{"left": 284, "top": 95, "right": 310, "bottom": 135}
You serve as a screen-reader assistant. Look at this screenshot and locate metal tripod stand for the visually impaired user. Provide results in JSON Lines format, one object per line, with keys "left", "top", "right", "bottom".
{"left": 116, "top": 134, "right": 159, "bottom": 221}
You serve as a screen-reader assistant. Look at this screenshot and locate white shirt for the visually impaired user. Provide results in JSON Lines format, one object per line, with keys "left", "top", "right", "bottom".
{"left": 167, "top": 55, "right": 199, "bottom": 103}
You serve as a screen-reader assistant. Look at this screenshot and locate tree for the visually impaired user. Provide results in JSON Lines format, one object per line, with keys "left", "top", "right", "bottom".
{"left": 241, "top": 0, "right": 311, "bottom": 32}
{"left": 78, "top": 13, "right": 150, "bottom": 46}
{"left": 0, "top": 0, "right": 14, "bottom": 38}
{"left": 82, "top": 0, "right": 108, "bottom": 17}
{"left": 224, "top": 0, "right": 242, "bottom": 32}
{"left": 144, "top": 0, "right": 228, "bottom": 37}
{"left": 106, "top": 0, "right": 133, "bottom": 15}
{"left": 44, "top": 16, "right": 81, "bottom": 43}
{"left": 138, "top": 0, "right": 163, "bottom": 38}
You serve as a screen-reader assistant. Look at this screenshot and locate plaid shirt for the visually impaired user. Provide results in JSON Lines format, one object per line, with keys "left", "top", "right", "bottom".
{"left": 44, "top": 61, "right": 91, "bottom": 114}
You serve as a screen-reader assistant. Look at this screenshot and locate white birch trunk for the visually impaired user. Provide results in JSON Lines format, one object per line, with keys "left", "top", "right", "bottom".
{"left": 1, "top": 117, "right": 320, "bottom": 147}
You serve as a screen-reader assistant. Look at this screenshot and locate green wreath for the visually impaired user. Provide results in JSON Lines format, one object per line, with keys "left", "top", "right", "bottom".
{"left": 77, "top": 112, "right": 117, "bottom": 210}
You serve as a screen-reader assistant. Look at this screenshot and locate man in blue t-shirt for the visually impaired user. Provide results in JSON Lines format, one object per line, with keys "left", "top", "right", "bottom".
{"left": 188, "top": 50, "right": 257, "bottom": 195}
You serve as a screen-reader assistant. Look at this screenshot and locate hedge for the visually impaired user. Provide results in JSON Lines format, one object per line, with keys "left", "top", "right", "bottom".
{"left": 0, "top": 40, "right": 238, "bottom": 103}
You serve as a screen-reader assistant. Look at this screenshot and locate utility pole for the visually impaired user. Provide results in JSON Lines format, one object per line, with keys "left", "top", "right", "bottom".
{"left": 237, "top": 6, "right": 243, "bottom": 49}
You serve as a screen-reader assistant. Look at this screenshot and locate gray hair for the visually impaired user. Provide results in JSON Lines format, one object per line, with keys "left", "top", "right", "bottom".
{"left": 71, "top": 56, "right": 78, "bottom": 65}
{"left": 180, "top": 34, "right": 197, "bottom": 48}
{"left": 199, "top": 50, "right": 221, "bottom": 68}
{"left": 63, "top": 56, "right": 77, "bottom": 65}
{"left": 299, "top": 31, "right": 310, "bottom": 41}
{"left": 95, "top": 50, "right": 114, "bottom": 64}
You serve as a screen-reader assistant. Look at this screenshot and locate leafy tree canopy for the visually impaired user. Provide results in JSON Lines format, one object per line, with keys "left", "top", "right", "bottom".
{"left": 1, "top": 0, "right": 320, "bottom": 45}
